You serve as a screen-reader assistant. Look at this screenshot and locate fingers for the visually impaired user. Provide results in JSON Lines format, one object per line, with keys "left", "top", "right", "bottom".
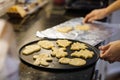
{"left": 100, "top": 48, "right": 116, "bottom": 63}
{"left": 99, "top": 44, "right": 110, "bottom": 60}
{"left": 87, "top": 16, "right": 98, "bottom": 23}
{"left": 83, "top": 8, "right": 107, "bottom": 23}
{"left": 83, "top": 12, "right": 94, "bottom": 23}
{"left": 99, "top": 44, "right": 110, "bottom": 51}
{"left": 100, "top": 50, "right": 109, "bottom": 59}
{"left": 100, "top": 47, "right": 111, "bottom": 60}
{"left": 99, "top": 42, "right": 120, "bottom": 63}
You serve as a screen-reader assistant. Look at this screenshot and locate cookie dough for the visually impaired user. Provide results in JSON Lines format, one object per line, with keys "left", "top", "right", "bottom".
{"left": 33, "top": 53, "right": 53, "bottom": 66}
{"left": 22, "top": 44, "right": 41, "bottom": 55}
{"left": 58, "top": 57, "right": 71, "bottom": 64}
{"left": 38, "top": 40, "right": 54, "bottom": 49}
{"left": 71, "top": 42, "right": 88, "bottom": 50}
{"left": 56, "top": 27, "right": 73, "bottom": 33}
{"left": 71, "top": 49, "right": 94, "bottom": 59}
{"left": 56, "top": 39, "right": 72, "bottom": 47}
{"left": 51, "top": 47, "right": 68, "bottom": 58}
{"left": 75, "top": 24, "right": 90, "bottom": 31}
{"left": 69, "top": 58, "right": 86, "bottom": 66}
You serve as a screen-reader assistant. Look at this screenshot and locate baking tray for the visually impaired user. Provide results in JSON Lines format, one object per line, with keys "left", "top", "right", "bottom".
{"left": 19, "top": 38, "right": 99, "bottom": 70}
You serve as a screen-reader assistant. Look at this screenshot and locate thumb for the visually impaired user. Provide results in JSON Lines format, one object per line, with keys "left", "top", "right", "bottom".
{"left": 83, "top": 12, "right": 94, "bottom": 23}
{"left": 100, "top": 48, "right": 110, "bottom": 59}
{"left": 99, "top": 44, "right": 110, "bottom": 51}
{"left": 88, "top": 17, "right": 97, "bottom": 22}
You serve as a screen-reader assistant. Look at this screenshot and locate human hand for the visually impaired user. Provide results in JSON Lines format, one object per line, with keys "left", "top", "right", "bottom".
{"left": 99, "top": 40, "right": 120, "bottom": 63}
{"left": 83, "top": 8, "right": 108, "bottom": 23}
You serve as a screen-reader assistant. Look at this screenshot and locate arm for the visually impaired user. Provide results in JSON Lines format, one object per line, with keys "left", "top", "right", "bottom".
{"left": 83, "top": 0, "right": 120, "bottom": 23}
{"left": 106, "top": 0, "right": 120, "bottom": 14}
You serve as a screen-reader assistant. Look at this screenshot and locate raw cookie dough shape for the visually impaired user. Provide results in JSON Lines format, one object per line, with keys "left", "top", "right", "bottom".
{"left": 58, "top": 57, "right": 71, "bottom": 64}
{"left": 71, "top": 49, "right": 94, "bottom": 59}
{"left": 71, "top": 42, "right": 88, "bottom": 50}
{"left": 22, "top": 44, "right": 41, "bottom": 55}
{"left": 33, "top": 53, "right": 53, "bottom": 66}
{"left": 56, "top": 27, "right": 73, "bottom": 33}
{"left": 69, "top": 58, "right": 86, "bottom": 66}
{"left": 75, "top": 24, "right": 90, "bottom": 31}
{"left": 51, "top": 47, "right": 68, "bottom": 58}
{"left": 56, "top": 39, "right": 72, "bottom": 48}
{"left": 38, "top": 40, "right": 54, "bottom": 49}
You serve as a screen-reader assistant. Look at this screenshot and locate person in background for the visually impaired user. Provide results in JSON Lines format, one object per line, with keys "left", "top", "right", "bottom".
{"left": 83, "top": 0, "right": 120, "bottom": 63}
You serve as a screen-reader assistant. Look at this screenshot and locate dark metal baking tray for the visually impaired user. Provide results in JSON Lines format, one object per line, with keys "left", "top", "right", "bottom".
{"left": 19, "top": 38, "right": 99, "bottom": 70}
